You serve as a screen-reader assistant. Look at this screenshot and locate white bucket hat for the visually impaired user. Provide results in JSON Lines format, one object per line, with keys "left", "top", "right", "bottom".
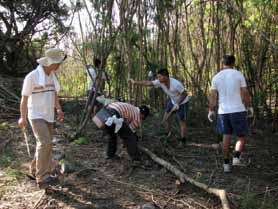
{"left": 37, "top": 48, "right": 66, "bottom": 67}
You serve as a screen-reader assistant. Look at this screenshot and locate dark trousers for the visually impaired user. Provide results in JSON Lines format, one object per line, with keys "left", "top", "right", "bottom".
{"left": 105, "top": 123, "right": 140, "bottom": 161}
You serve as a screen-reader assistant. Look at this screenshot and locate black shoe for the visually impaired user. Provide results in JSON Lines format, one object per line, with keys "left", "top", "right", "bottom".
{"left": 38, "top": 176, "right": 59, "bottom": 189}
{"left": 25, "top": 173, "right": 36, "bottom": 181}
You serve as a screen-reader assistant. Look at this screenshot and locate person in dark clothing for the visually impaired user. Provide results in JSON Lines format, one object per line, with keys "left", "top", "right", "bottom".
{"left": 92, "top": 102, "right": 150, "bottom": 161}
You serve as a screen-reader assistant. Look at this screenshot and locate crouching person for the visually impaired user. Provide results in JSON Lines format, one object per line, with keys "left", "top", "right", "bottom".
{"left": 93, "top": 102, "right": 150, "bottom": 163}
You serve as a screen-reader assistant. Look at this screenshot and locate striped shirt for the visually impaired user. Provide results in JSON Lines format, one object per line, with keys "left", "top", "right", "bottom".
{"left": 108, "top": 102, "right": 141, "bottom": 130}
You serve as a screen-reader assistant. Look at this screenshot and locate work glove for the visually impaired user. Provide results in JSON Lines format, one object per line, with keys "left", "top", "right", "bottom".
{"left": 113, "top": 116, "right": 124, "bottom": 133}
{"left": 105, "top": 115, "right": 124, "bottom": 133}
{"left": 172, "top": 103, "right": 179, "bottom": 111}
{"left": 247, "top": 107, "right": 254, "bottom": 118}
{"left": 207, "top": 111, "right": 215, "bottom": 122}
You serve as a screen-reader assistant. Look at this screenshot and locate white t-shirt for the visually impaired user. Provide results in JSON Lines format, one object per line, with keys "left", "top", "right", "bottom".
{"left": 87, "top": 66, "right": 97, "bottom": 90}
{"left": 21, "top": 68, "right": 58, "bottom": 122}
{"left": 87, "top": 66, "right": 107, "bottom": 90}
{"left": 211, "top": 68, "right": 247, "bottom": 114}
{"left": 152, "top": 77, "right": 189, "bottom": 105}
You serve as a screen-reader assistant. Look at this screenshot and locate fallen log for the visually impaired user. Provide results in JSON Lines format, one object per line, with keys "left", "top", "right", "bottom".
{"left": 138, "top": 145, "right": 230, "bottom": 209}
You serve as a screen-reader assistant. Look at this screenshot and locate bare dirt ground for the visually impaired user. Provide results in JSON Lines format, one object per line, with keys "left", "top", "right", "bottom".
{"left": 1, "top": 101, "right": 278, "bottom": 209}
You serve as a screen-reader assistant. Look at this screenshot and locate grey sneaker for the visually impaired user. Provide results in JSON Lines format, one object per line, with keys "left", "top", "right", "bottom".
{"left": 232, "top": 157, "right": 244, "bottom": 166}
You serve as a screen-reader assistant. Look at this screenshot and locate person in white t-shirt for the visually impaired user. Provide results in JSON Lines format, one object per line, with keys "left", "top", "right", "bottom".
{"left": 86, "top": 64, "right": 97, "bottom": 94}
{"left": 86, "top": 58, "right": 108, "bottom": 96}
{"left": 18, "top": 48, "right": 66, "bottom": 188}
{"left": 86, "top": 58, "right": 108, "bottom": 116}
{"left": 208, "top": 55, "right": 253, "bottom": 173}
{"left": 128, "top": 68, "right": 189, "bottom": 144}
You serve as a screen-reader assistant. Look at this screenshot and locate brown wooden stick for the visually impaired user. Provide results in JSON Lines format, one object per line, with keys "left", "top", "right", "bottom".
{"left": 187, "top": 142, "right": 221, "bottom": 150}
{"left": 138, "top": 145, "right": 230, "bottom": 209}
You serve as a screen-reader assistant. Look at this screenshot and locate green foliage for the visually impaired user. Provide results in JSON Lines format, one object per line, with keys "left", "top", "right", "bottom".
{"left": 0, "top": 0, "right": 69, "bottom": 76}
{"left": 0, "top": 122, "right": 10, "bottom": 131}
{"left": 73, "top": 136, "right": 90, "bottom": 145}
{"left": 249, "top": 0, "right": 273, "bottom": 7}
{"left": 0, "top": 153, "right": 14, "bottom": 168}
{"left": 0, "top": 150, "right": 23, "bottom": 181}
{"left": 3, "top": 168, "right": 24, "bottom": 181}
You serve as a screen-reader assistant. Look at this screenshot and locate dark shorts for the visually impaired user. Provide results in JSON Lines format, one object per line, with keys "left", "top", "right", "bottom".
{"left": 165, "top": 99, "right": 189, "bottom": 121}
{"left": 216, "top": 111, "right": 249, "bottom": 137}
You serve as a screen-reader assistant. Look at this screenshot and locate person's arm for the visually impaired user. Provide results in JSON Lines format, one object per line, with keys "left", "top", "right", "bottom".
{"left": 241, "top": 87, "right": 251, "bottom": 107}
{"left": 209, "top": 90, "right": 217, "bottom": 112}
{"left": 207, "top": 89, "right": 218, "bottom": 122}
{"left": 18, "top": 75, "right": 32, "bottom": 128}
{"left": 18, "top": 96, "right": 29, "bottom": 128}
{"left": 171, "top": 80, "right": 187, "bottom": 109}
{"left": 239, "top": 73, "right": 253, "bottom": 116}
{"left": 176, "top": 91, "right": 188, "bottom": 105}
{"left": 239, "top": 73, "right": 251, "bottom": 107}
{"left": 241, "top": 87, "right": 253, "bottom": 116}
{"left": 128, "top": 79, "right": 154, "bottom": 87}
{"left": 207, "top": 76, "right": 218, "bottom": 122}
{"left": 55, "top": 92, "right": 64, "bottom": 123}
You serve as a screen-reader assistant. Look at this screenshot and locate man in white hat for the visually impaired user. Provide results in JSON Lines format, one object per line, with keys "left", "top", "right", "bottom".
{"left": 18, "top": 48, "right": 66, "bottom": 188}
